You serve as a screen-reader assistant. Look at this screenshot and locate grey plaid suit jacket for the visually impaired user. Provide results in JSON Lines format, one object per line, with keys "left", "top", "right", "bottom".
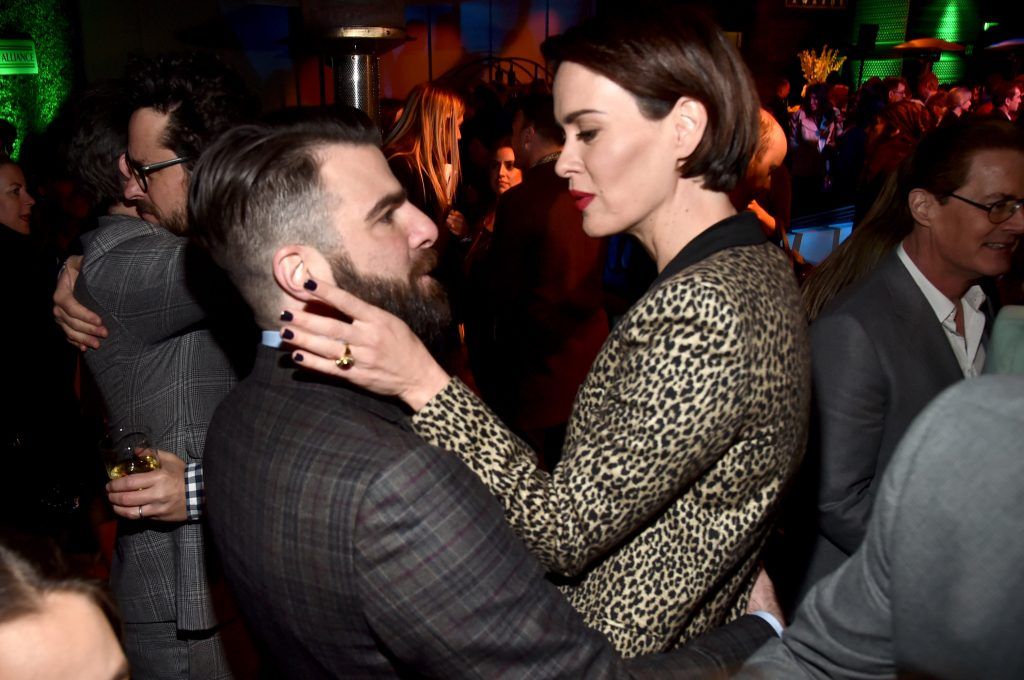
{"left": 204, "top": 347, "right": 774, "bottom": 678}
{"left": 77, "top": 215, "right": 243, "bottom": 631}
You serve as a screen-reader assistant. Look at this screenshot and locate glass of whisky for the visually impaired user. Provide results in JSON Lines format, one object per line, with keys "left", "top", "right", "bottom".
{"left": 99, "top": 428, "right": 160, "bottom": 480}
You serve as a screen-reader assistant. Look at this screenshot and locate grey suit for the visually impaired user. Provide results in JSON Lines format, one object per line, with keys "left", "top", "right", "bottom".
{"left": 738, "top": 374, "right": 1024, "bottom": 679}
{"left": 204, "top": 346, "right": 775, "bottom": 678}
{"left": 792, "top": 248, "right": 964, "bottom": 595}
{"left": 77, "top": 215, "right": 250, "bottom": 672}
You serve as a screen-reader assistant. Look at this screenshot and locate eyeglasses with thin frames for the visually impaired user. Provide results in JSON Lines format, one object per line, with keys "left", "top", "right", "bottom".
{"left": 946, "top": 193, "right": 1024, "bottom": 225}
{"left": 124, "top": 152, "right": 190, "bottom": 193}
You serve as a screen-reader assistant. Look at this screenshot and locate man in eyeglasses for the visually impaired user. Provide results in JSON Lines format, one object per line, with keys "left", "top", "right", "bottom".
{"left": 53, "top": 54, "right": 259, "bottom": 678}
{"left": 782, "top": 119, "right": 1024, "bottom": 609}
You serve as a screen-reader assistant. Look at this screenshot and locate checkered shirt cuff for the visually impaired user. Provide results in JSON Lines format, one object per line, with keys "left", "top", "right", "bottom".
{"left": 185, "top": 461, "right": 205, "bottom": 520}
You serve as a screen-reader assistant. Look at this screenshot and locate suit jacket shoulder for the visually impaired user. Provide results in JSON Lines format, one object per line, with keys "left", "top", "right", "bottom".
{"left": 207, "top": 349, "right": 776, "bottom": 677}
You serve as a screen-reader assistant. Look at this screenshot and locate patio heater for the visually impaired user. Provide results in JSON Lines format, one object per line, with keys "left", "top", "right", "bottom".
{"left": 300, "top": 0, "right": 407, "bottom": 127}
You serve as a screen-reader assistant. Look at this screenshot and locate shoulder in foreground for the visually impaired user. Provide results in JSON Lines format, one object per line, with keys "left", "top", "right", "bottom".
{"left": 930, "top": 374, "right": 1024, "bottom": 420}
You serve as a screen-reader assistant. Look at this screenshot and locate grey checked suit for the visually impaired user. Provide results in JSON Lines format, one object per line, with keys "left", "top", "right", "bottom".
{"left": 204, "top": 346, "right": 775, "bottom": 678}
{"left": 77, "top": 215, "right": 249, "bottom": 634}
{"left": 789, "top": 248, "right": 966, "bottom": 598}
{"left": 739, "top": 375, "right": 1024, "bottom": 678}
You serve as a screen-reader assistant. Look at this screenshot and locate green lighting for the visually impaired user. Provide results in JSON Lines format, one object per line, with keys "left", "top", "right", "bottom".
{"left": 983, "top": 22, "right": 999, "bottom": 31}
{"left": 935, "top": 0, "right": 960, "bottom": 41}
{"left": 0, "top": 0, "right": 73, "bottom": 160}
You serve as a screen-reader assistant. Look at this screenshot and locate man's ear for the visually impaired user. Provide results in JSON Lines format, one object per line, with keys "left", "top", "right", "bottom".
{"left": 671, "top": 97, "right": 708, "bottom": 162}
{"left": 521, "top": 125, "right": 536, "bottom": 154}
{"left": 273, "top": 244, "right": 331, "bottom": 301}
{"left": 908, "top": 188, "right": 935, "bottom": 227}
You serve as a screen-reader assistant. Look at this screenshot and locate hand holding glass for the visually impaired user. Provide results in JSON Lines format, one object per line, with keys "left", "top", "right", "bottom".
{"left": 100, "top": 428, "right": 160, "bottom": 480}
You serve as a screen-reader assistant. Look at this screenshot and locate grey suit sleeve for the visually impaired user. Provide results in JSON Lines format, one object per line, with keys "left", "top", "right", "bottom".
{"left": 735, "top": 426, "right": 905, "bottom": 679}
{"left": 810, "top": 312, "right": 887, "bottom": 554}
{"left": 82, "top": 235, "right": 207, "bottom": 345}
{"left": 354, "top": 446, "right": 772, "bottom": 678}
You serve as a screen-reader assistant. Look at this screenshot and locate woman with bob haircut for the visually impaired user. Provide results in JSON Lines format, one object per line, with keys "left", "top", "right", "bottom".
{"left": 280, "top": 5, "right": 809, "bottom": 655}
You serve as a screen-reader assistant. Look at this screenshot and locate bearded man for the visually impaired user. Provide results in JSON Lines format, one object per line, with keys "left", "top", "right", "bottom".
{"left": 52, "top": 53, "right": 258, "bottom": 677}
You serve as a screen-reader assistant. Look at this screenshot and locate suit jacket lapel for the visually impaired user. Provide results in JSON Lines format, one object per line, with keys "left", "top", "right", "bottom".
{"left": 880, "top": 250, "right": 963, "bottom": 382}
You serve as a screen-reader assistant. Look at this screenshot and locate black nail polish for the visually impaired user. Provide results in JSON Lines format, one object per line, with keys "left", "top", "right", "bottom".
{"left": 279, "top": 310, "right": 293, "bottom": 322}
{"left": 294, "top": 353, "right": 304, "bottom": 362}
{"left": 282, "top": 329, "right": 294, "bottom": 340}
{"left": 303, "top": 279, "right": 317, "bottom": 291}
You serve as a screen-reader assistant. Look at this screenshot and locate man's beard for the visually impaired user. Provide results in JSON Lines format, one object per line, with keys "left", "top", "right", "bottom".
{"left": 136, "top": 198, "right": 188, "bottom": 235}
{"left": 328, "top": 248, "right": 452, "bottom": 360}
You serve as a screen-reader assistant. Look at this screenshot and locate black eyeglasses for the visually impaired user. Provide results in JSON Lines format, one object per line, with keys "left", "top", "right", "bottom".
{"left": 124, "top": 152, "right": 190, "bottom": 193}
{"left": 947, "top": 193, "right": 1024, "bottom": 225}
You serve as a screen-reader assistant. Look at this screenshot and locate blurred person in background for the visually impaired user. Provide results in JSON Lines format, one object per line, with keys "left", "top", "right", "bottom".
{"left": 0, "top": 156, "right": 85, "bottom": 544}
{"left": 790, "top": 83, "right": 837, "bottom": 215}
{"left": 940, "top": 86, "right": 973, "bottom": 126}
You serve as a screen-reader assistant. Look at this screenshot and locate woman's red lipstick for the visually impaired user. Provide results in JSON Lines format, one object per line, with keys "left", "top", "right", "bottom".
{"left": 570, "top": 190, "right": 595, "bottom": 211}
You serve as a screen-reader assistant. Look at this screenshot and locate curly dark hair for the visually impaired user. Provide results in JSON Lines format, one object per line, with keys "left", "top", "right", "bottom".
{"left": 65, "top": 81, "right": 134, "bottom": 209}
{"left": 127, "top": 52, "right": 258, "bottom": 173}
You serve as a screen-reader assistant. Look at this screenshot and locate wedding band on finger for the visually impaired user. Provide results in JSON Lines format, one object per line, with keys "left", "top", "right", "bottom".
{"left": 138, "top": 506, "right": 144, "bottom": 520}
{"left": 335, "top": 342, "right": 355, "bottom": 370}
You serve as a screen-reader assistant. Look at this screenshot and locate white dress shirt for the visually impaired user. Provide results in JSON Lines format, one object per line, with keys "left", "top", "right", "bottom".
{"left": 898, "top": 245, "right": 987, "bottom": 377}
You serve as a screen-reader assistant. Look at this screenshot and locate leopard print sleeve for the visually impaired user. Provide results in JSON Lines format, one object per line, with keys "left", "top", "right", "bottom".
{"left": 413, "top": 273, "right": 752, "bottom": 577}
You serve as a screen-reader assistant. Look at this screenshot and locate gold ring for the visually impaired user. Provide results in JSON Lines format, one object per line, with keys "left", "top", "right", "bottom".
{"left": 335, "top": 342, "right": 355, "bottom": 370}
{"left": 138, "top": 506, "right": 144, "bottom": 520}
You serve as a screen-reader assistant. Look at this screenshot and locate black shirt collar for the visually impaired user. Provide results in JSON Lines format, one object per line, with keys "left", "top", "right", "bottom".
{"left": 651, "top": 211, "right": 766, "bottom": 289}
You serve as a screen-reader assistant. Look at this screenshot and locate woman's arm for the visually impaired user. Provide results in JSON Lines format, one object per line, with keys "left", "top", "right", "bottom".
{"left": 414, "top": 280, "right": 751, "bottom": 575}
{"left": 283, "top": 276, "right": 752, "bottom": 576}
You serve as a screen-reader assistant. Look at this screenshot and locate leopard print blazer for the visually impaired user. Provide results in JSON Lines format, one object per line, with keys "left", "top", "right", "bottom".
{"left": 413, "top": 241, "right": 810, "bottom": 656}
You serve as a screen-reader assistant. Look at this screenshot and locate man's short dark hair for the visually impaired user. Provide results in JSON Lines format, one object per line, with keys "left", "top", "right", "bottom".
{"left": 753, "top": 110, "right": 778, "bottom": 164}
{"left": 992, "top": 81, "right": 1020, "bottom": 108}
{"left": 509, "top": 93, "right": 564, "bottom": 146}
{"left": 189, "top": 108, "right": 379, "bottom": 327}
{"left": 883, "top": 76, "right": 908, "bottom": 94}
{"left": 128, "top": 52, "right": 258, "bottom": 173}
{"left": 65, "top": 82, "right": 134, "bottom": 210}
{"left": 541, "top": 3, "right": 759, "bottom": 192}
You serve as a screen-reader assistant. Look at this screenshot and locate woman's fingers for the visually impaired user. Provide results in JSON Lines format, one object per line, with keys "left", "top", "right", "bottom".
{"left": 291, "top": 275, "right": 382, "bottom": 322}
{"left": 280, "top": 273, "right": 451, "bottom": 410}
{"left": 282, "top": 305, "right": 352, "bottom": 341}
{"left": 282, "top": 324, "right": 352, "bottom": 366}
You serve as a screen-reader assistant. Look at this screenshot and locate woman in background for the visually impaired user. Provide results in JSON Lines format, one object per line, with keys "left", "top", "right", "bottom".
{"left": 384, "top": 83, "right": 466, "bottom": 256}
{"left": 790, "top": 83, "right": 838, "bottom": 215}
{"left": 462, "top": 140, "right": 522, "bottom": 400}
{"left": 0, "top": 159, "right": 83, "bottom": 539}
{"left": 282, "top": 5, "right": 808, "bottom": 656}
{"left": 464, "top": 140, "right": 521, "bottom": 267}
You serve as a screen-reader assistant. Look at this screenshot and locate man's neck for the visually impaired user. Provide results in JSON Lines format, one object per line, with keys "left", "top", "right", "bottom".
{"left": 901, "top": 233, "right": 972, "bottom": 301}
{"left": 525, "top": 141, "right": 562, "bottom": 169}
{"left": 107, "top": 202, "right": 140, "bottom": 218}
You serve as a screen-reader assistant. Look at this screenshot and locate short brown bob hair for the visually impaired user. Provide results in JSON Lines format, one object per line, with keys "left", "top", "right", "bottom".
{"left": 541, "top": 4, "right": 759, "bottom": 193}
